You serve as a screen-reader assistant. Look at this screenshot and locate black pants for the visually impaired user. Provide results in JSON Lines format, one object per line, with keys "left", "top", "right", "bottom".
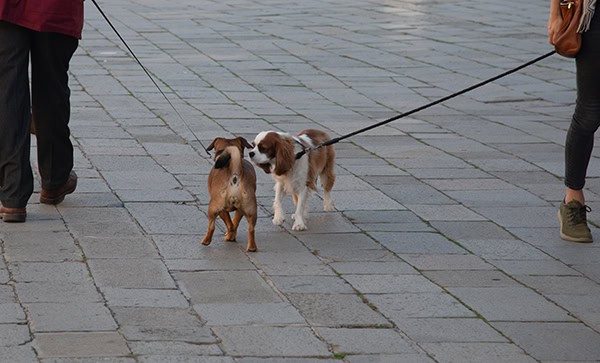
{"left": 564, "top": 12, "right": 600, "bottom": 190}
{"left": 0, "top": 21, "right": 78, "bottom": 208}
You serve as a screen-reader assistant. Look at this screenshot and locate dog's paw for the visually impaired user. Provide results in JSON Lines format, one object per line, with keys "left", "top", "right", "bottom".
{"left": 323, "top": 202, "right": 335, "bottom": 212}
{"left": 201, "top": 238, "right": 212, "bottom": 246}
{"left": 272, "top": 216, "right": 285, "bottom": 226}
{"left": 224, "top": 232, "right": 237, "bottom": 242}
{"left": 292, "top": 221, "right": 307, "bottom": 231}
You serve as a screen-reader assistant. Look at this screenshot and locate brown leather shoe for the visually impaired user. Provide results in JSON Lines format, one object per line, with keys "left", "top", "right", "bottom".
{"left": 40, "top": 171, "right": 78, "bottom": 205}
{"left": 0, "top": 206, "right": 27, "bottom": 223}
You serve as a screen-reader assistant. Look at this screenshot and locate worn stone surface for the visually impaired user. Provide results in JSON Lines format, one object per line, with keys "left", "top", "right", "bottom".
{"left": 214, "top": 326, "right": 331, "bottom": 357}
{"left": 34, "top": 332, "right": 130, "bottom": 358}
{"left": 1, "top": 0, "right": 598, "bottom": 360}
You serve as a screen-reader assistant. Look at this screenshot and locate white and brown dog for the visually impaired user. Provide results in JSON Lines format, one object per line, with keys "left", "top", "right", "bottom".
{"left": 202, "top": 137, "right": 258, "bottom": 252}
{"left": 249, "top": 129, "right": 335, "bottom": 231}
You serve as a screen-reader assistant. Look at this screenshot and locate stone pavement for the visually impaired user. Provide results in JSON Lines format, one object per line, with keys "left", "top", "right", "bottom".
{"left": 2, "top": 0, "right": 600, "bottom": 362}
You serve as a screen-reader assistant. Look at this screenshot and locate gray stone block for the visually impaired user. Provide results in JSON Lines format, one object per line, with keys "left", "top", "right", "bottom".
{"left": 214, "top": 326, "right": 330, "bottom": 357}
{"left": 448, "top": 287, "right": 574, "bottom": 322}
{"left": 406, "top": 204, "right": 486, "bottom": 222}
{"left": 88, "top": 259, "right": 175, "bottom": 288}
{"left": 458, "top": 239, "right": 552, "bottom": 260}
{"left": 0, "top": 324, "right": 30, "bottom": 346}
{"left": 271, "top": 275, "right": 355, "bottom": 294}
{"left": 366, "top": 293, "right": 475, "bottom": 320}
{"left": 423, "top": 270, "right": 518, "bottom": 288}
{"left": 102, "top": 288, "right": 189, "bottom": 308}
{"left": 153, "top": 234, "right": 252, "bottom": 260}
{"left": 430, "top": 221, "right": 514, "bottom": 241}
{"left": 139, "top": 357, "right": 235, "bottom": 363}
{"left": 515, "top": 275, "right": 600, "bottom": 295}
{"left": 345, "top": 274, "right": 442, "bottom": 294}
{"left": 126, "top": 202, "right": 207, "bottom": 235}
{"left": 0, "top": 345, "right": 38, "bottom": 362}
{"left": 397, "top": 318, "right": 507, "bottom": 343}
{"left": 317, "top": 327, "right": 416, "bottom": 354}
{"left": 0, "top": 303, "right": 26, "bottom": 323}
{"left": 369, "top": 232, "right": 467, "bottom": 255}
{"left": 15, "top": 281, "right": 102, "bottom": 303}
{"left": 399, "top": 254, "right": 495, "bottom": 271}
{"left": 491, "top": 322, "right": 600, "bottom": 361}
{"left": 10, "top": 262, "right": 90, "bottom": 283}
{"left": 128, "top": 341, "right": 222, "bottom": 356}
{"left": 27, "top": 303, "right": 117, "bottom": 332}
{"left": 329, "top": 261, "right": 418, "bottom": 275}
{"left": 35, "top": 332, "right": 130, "bottom": 358}
{"left": 2, "top": 232, "right": 81, "bottom": 262}
{"left": 79, "top": 237, "right": 160, "bottom": 259}
{"left": 344, "top": 354, "right": 437, "bottom": 363}
{"left": 288, "top": 293, "right": 390, "bottom": 327}
{"left": 112, "top": 306, "right": 213, "bottom": 344}
{"left": 176, "top": 271, "right": 281, "bottom": 304}
{"left": 420, "top": 342, "right": 537, "bottom": 363}
{"left": 194, "top": 302, "right": 305, "bottom": 326}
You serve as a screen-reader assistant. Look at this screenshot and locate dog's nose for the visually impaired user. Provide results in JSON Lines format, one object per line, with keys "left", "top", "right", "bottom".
{"left": 249, "top": 151, "right": 255, "bottom": 158}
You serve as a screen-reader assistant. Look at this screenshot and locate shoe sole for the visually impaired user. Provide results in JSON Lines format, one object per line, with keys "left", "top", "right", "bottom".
{"left": 40, "top": 183, "right": 77, "bottom": 205}
{"left": 557, "top": 210, "right": 593, "bottom": 243}
{"left": 0, "top": 213, "right": 26, "bottom": 223}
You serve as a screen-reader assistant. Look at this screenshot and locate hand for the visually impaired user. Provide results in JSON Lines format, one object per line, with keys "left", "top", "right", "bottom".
{"left": 548, "top": 1, "right": 563, "bottom": 45}
{"left": 548, "top": 14, "right": 563, "bottom": 45}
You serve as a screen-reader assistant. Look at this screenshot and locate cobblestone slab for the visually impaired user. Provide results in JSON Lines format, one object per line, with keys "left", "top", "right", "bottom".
{"left": 2, "top": 0, "right": 600, "bottom": 360}
{"left": 213, "top": 326, "right": 331, "bottom": 357}
{"left": 34, "top": 332, "right": 130, "bottom": 358}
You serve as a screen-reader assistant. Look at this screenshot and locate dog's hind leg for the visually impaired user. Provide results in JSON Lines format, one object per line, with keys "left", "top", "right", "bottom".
{"left": 221, "top": 211, "right": 237, "bottom": 241}
{"left": 321, "top": 149, "right": 336, "bottom": 212}
{"left": 201, "top": 207, "right": 219, "bottom": 246}
{"left": 292, "top": 187, "right": 310, "bottom": 231}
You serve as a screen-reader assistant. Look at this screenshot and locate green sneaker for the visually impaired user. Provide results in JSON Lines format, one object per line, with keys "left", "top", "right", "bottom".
{"left": 558, "top": 200, "right": 593, "bottom": 243}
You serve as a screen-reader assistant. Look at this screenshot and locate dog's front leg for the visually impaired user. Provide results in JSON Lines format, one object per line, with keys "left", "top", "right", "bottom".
{"left": 272, "top": 182, "right": 286, "bottom": 226}
{"left": 291, "top": 187, "right": 309, "bottom": 231}
{"left": 246, "top": 213, "right": 257, "bottom": 252}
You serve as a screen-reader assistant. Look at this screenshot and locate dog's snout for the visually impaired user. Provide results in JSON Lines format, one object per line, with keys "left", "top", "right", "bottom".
{"left": 249, "top": 151, "right": 255, "bottom": 158}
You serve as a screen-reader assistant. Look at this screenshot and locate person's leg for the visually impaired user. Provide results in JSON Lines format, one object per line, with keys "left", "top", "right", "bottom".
{"left": 565, "top": 12, "right": 600, "bottom": 198}
{"left": 0, "top": 21, "right": 33, "bottom": 210}
{"left": 30, "top": 31, "right": 78, "bottom": 191}
{"left": 560, "top": 12, "right": 600, "bottom": 242}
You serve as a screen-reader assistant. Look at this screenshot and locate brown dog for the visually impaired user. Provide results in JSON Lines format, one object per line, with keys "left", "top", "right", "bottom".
{"left": 201, "top": 136, "right": 258, "bottom": 252}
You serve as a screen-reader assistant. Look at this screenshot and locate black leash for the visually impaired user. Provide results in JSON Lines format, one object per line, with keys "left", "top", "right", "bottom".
{"left": 90, "top": 0, "right": 211, "bottom": 156}
{"left": 295, "top": 50, "right": 558, "bottom": 159}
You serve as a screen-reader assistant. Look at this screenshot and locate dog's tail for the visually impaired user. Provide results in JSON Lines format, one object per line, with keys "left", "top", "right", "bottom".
{"left": 214, "top": 146, "right": 243, "bottom": 174}
{"left": 214, "top": 152, "right": 231, "bottom": 169}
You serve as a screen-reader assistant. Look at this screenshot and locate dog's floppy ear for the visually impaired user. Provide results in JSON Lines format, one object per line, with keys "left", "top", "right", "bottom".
{"left": 207, "top": 138, "right": 223, "bottom": 152}
{"left": 274, "top": 137, "right": 295, "bottom": 175}
{"left": 214, "top": 152, "right": 231, "bottom": 169}
{"left": 236, "top": 136, "right": 253, "bottom": 149}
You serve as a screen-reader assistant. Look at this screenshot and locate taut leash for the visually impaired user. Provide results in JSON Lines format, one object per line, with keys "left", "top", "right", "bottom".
{"left": 295, "top": 50, "right": 558, "bottom": 159}
{"left": 90, "top": 0, "right": 211, "bottom": 156}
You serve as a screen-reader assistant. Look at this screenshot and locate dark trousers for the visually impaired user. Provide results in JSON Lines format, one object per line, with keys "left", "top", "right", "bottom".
{"left": 0, "top": 21, "right": 78, "bottom": 208}
{"left": 564, "top": 12, "right": 600, "bottom": 190}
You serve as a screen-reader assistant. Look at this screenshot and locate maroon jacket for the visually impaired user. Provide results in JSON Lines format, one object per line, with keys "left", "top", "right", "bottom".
{"left": 0, "top": 0, "right": 84, "bottom": 39}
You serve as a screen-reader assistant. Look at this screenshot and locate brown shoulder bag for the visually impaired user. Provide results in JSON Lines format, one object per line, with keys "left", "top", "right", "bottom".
{"left": 554, "top": 0, "right": 583, "bottom": 58}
